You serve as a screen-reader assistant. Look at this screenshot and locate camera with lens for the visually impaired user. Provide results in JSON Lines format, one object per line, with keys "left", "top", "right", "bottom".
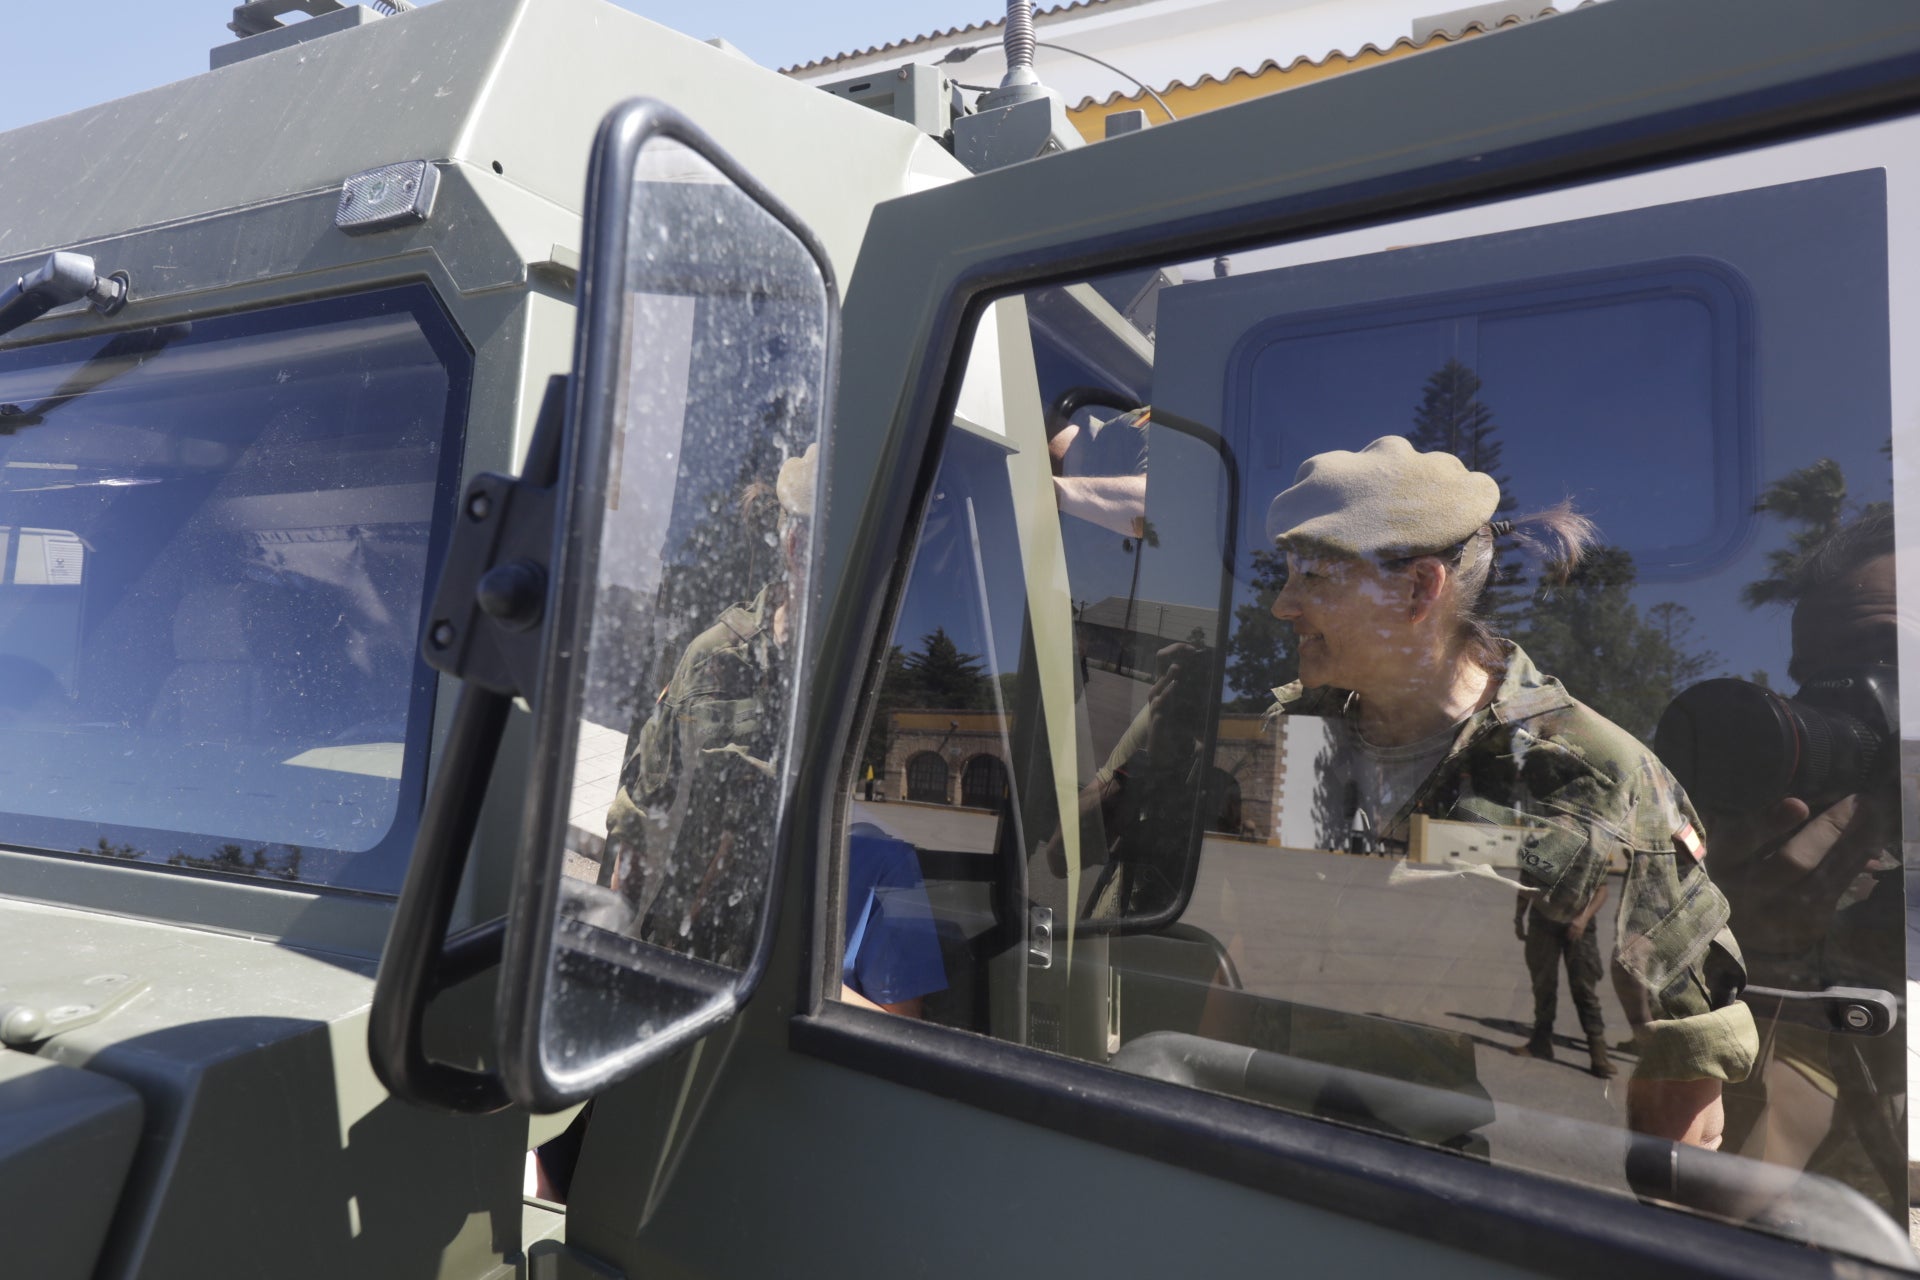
{"left": 1653, "top": 667, "right": 1898, "bottom": 817}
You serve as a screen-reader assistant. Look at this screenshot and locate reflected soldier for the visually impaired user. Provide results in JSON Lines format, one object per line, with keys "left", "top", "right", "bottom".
{"left": 1658, "top": 509, "right": 1906, "bottom": 1210}
{"left": 600, "top": 447, "right": 815, "bottom": 968}
{"left": 1263, "top": 436, "right": 1755, "bottom": 1147}
{"left": 1513, "top": 874, "right": 1615, "bottom": 1077}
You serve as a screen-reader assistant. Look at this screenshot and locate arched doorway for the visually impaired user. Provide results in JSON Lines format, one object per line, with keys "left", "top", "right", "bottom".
{"left": 905, "top": 751, "right": 949, "bottom": 803}
{"left": 960, "top": 753, "right": 1009, "bottom": 809}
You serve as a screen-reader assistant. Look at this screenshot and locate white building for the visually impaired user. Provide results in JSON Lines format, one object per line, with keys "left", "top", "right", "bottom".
{"left": 786, "top": 1, "right": 1592, "bottom": 142}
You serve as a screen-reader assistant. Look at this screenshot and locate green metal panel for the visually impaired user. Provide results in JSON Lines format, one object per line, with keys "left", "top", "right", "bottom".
{"left": 0, "top": 0, "right": 960, "bottom": 291}
{"left": 0, "top": 1050, "right": 143, "bottom": 1280}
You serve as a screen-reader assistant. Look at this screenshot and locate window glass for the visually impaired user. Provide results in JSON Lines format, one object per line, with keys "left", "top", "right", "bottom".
{"left": 839, "top": 120, "right": 1918, "bottom": 1264}
{"left": 0, "top": 287, "right": 467, "bottom": 894}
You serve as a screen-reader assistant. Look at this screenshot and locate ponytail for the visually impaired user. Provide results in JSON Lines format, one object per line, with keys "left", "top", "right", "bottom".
{"left": 1449, "top": 500, "right": 1599, "bottom": 665}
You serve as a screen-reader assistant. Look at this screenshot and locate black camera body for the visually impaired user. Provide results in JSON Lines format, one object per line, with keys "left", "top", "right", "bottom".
{"left": 1653, "top": 666, "right": 1898, "bottom": 816}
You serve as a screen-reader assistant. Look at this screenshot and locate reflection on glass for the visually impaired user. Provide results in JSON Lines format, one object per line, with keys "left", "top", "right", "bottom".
{"left": 553, "top": 137, "right": 829, "bottom": 980}
{"left": 840, "top": 147, "right": 1915, "bottom": 1262}
{"left": 0, "top": 289, "right": 462, "bottom": 893}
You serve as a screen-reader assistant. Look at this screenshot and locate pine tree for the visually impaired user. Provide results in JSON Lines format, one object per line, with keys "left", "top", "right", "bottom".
{"left": 1406, "top": 359, "right": 1524, "bottom": 626}
{"left": 1223, "top": 547, "right": 1299, "bottom": 710}
{"left": 1645, "top": 602, "right": 1723, "bottom": 700}
{"left": 1516, "top": 547, "right": 1718, "bottom": 740}
{"left": 900, "top": 626, "right": 994, "bottom": 710}
{"left": 1406, "top": 359, "right": 1517, "bottom": 513}
{"left": 859, "top": 629, "right": 996, "bottom": 790}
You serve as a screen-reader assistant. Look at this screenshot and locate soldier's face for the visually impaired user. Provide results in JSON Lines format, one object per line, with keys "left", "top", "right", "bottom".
{"left": 1271, "top": 552, "right": 1413, "bottom": 692}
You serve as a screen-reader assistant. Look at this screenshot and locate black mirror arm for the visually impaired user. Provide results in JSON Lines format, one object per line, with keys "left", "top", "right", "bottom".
{"left": 368, "top": 374, "right": 569, "bottom": 1113}
{"left": 368, "top": 682, "right": 515, "bottom": 1113}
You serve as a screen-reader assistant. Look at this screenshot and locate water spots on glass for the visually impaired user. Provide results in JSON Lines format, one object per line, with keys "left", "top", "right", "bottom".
{"left": 0, "top": 293, "right": 455, "bottom": 893}
{"left": 541, "top": 131, "right": 833, "bottom": 1077}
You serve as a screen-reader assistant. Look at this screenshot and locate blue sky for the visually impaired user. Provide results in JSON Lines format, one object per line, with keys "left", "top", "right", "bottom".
{"left": 0, "top": 0, "right": 994, "bottom": 135}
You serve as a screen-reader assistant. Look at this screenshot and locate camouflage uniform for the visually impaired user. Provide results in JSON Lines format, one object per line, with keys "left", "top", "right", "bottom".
{"left": 603, "top": 585, "right": 783, "bottom": 969}
{"left": 1272, "top": 643, "right": 1758, "bottom": 1083}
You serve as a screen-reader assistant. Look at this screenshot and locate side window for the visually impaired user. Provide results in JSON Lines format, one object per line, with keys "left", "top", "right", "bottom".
{"left": 839, "top": 124, "right": 1915, "bottom": 1265}
{"left": 0, "top": 287, "right": 467, "bottom": 894}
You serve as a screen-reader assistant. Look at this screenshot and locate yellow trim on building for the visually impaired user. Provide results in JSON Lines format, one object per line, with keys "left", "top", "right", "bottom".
{"left": 1066, "top": 26, "right": 1495, "bottom": 143}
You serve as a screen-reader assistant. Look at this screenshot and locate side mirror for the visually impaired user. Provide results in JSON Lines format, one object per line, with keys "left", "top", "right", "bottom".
{"left": 370, "top": 99, "right": 837, "bottom": 1112}
{"left": 1069, "top": 411, "right": 1238, "bottom": 936}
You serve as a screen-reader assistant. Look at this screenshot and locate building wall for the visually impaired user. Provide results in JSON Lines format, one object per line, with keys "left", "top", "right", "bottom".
{"left": 787, "top": 0, "right": 1581, "bottom": 144}
{"left": 882, "top": 710, "right": 1011, "bottom": 807}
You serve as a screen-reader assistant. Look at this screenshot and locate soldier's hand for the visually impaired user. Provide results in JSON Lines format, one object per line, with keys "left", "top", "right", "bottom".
{"left": 1567, "top": 919, "right": 1587, "bottom": 943}
{"left": 1513, "top": 915, "right": 1527, "bottom": 941}
{"left": 1708, "top": 791, "right": 1893, "bottom": 958}
{"left": 1142, "top": 643, "right": 1207, "bottom": 744}
{"left": 1627, "top": 1077, "right": 1724, "bottom": 1150}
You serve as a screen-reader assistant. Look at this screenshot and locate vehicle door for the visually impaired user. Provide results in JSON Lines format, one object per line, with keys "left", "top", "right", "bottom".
{"left": 390, "top": 3, "right": 1920, "bottom": 1277}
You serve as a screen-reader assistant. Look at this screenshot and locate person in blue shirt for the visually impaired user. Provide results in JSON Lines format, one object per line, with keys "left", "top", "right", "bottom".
{"left": 841, "top": 821, "right": 948, "bottom": 1017}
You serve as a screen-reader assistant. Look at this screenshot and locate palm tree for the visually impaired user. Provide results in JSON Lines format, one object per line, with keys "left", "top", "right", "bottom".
{"left": 1742, "top": 459, "right": 1849, "bottom": 607}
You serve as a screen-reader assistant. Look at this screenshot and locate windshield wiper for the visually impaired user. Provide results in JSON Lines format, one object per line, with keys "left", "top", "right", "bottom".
{"left": 0, "top": 322, "right": 191, "bottom": 435}
{"left": 0, "top": 253, "right": 128, "bottom": 341}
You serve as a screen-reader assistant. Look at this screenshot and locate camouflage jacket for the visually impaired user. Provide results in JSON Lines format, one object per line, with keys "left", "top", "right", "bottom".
{"left": 603, "top": 587, "right": 783, "bottom": 966}
{"left": 1272, "top": 644, "right": 1757, "bottom": 1083}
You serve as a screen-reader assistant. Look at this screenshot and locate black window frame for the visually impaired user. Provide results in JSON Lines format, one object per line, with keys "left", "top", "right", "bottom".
{"left": 787, "top": 6, "right": 1920, "bottom": 1278}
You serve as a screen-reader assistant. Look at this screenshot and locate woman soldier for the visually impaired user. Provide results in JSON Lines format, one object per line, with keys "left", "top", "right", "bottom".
{"left": 1263, "top": 435, "right": 1756, "bottom": 1149}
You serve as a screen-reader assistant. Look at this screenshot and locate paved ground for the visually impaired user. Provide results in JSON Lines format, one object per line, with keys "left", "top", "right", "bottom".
{"left": 558, "top": 719, "right": 627, "bottom": 882}
{"left": 1181, "top": 835, "right": 1637, "bottom": 1187}
{"left": 854, "top": 795, "right": 1643, "bottom": 1192}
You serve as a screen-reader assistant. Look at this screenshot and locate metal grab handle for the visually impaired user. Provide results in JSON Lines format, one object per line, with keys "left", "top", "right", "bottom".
{"left": 1742, "top": 984, "right": 1898, "bottom": 1036}
{"left": 368, "top": 684, "right": 514, "bottom": 1113}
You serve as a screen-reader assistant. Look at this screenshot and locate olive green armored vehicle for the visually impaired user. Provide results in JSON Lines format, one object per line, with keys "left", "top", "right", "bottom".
{"left": 5, "top": 1, "right": 1920, "bottom": 1277}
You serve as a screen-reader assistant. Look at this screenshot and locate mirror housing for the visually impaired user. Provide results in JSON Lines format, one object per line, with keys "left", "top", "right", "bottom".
{"left": 370, "top": 98, "right": 838, "bottom": 1114}
{"left": 1063, "top": 411, "right": 1239, "bottom": 937}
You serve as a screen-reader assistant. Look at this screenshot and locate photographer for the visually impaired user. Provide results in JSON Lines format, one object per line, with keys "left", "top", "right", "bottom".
{"left": 1657, "top": 509, "right": 1905, "bottom": 1210}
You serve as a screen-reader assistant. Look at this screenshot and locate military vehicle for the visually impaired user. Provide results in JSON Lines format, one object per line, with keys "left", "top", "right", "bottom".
{"left": 4, "top": 0, "right": 1920, "bottom": 1276}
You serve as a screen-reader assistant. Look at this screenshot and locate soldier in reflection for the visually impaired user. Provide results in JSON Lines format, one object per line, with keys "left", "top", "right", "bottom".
{"left": 599, "top": 447, "right": 816, "bottom": 969}
{"left": 1261, "top": 437, "right": 1754, "bottom": 1147}
{"left": 1513, "top": 873, "right": 1615, "bottom": 1077}
{"left": 1663, "top": 510, "right": 1905, "bottom": 1210}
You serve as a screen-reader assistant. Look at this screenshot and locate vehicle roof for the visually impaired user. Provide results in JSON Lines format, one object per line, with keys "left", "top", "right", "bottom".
{"left": 0, "top": 0, "right": 959, "bottom": 274}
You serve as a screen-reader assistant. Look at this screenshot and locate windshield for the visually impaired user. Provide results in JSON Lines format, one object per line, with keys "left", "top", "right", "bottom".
{"left": 0, "top": 286, "right": 468, "bottom": 895}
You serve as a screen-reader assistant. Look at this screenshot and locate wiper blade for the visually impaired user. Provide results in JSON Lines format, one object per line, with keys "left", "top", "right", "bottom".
{"left": 0, "top": 322, "right": 191, "bottom": 435}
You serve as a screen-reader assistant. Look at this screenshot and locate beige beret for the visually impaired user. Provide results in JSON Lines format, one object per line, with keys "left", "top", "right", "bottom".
{"left": 1266, "top": 435, "right": 1499, "bottom": 558}
{"left": 775, "top": 443, "right": 818, "bottom": 519}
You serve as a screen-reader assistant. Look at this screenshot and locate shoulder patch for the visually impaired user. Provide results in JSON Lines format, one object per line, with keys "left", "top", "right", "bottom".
{"left": 1674, "top": 819, "right": 1704, "bottom": 863}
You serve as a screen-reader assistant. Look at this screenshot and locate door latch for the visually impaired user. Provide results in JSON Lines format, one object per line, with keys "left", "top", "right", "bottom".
{"left": 1028, "top": 905, "right": 1053, "bottom": 969}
